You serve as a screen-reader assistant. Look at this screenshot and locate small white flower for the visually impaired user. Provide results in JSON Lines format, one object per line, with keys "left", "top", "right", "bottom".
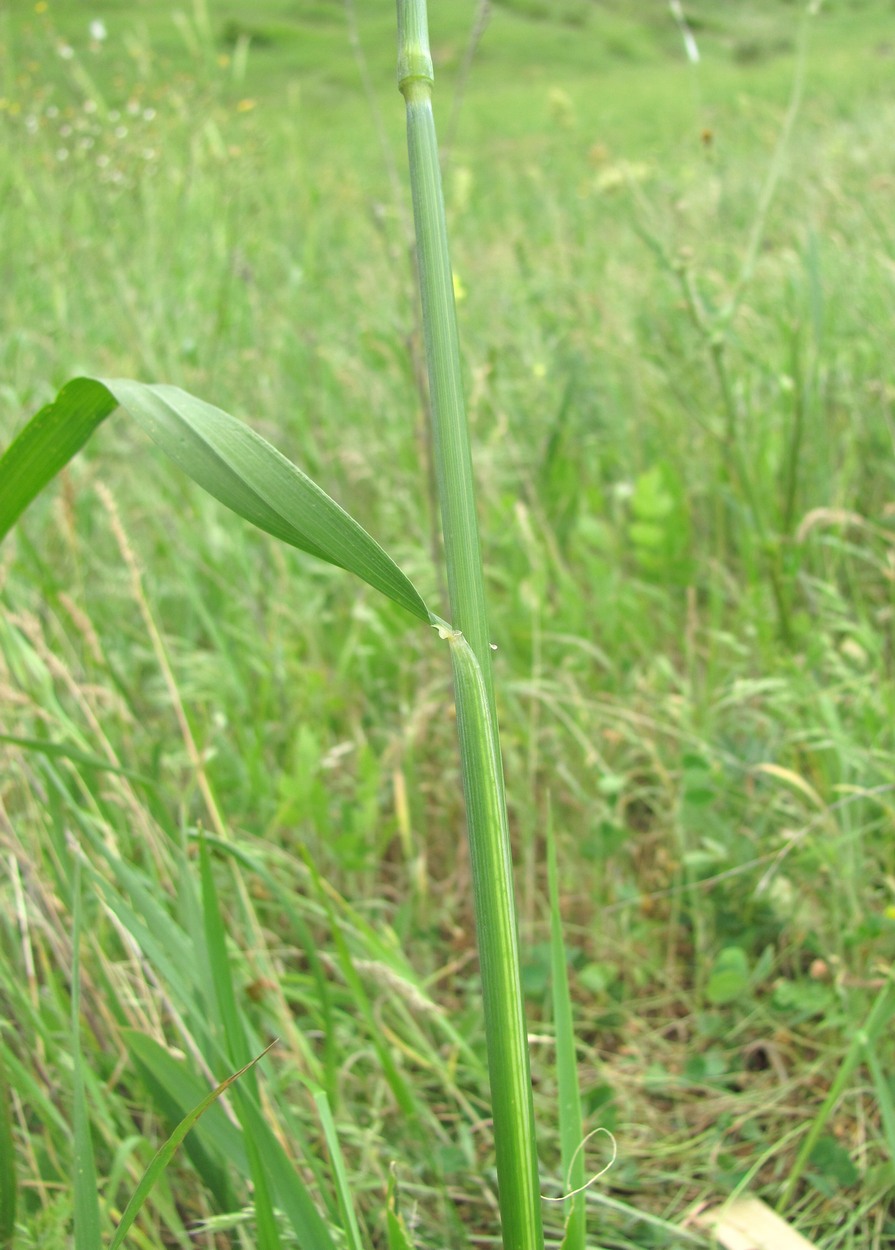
{"left": 58, "top": 43, "right": 74, "bottom": 60}
{"left": 89, "top": 20, "right": 107, "bottom": 42}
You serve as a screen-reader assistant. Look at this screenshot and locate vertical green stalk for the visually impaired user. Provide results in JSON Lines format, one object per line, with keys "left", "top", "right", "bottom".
{"left": 396, "top": 4, "right": 543, "bottom": 1249}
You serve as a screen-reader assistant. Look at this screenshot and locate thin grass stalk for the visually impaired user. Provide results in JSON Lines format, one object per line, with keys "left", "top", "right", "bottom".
{"left": 546, "top": 810, "right": 585, "bottom": 1250}
{"left": 396, "top": 4, "right": 543, "bottom": 1248}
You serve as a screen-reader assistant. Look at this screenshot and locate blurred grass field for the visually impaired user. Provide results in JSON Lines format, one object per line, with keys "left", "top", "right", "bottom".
{"left": 2, "top": 0, "right": 895, "bottom": 1246}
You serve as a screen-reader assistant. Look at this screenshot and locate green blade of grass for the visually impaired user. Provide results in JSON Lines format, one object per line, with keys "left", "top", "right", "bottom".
{"left": 197, "top": 835, "right": 338, "bottom": 1250}
{"left": 546, "top": 809, "right": 585, "bottom": 1250}
{"left": 0, "top": 376, "right": 430, "bottom": 624}
{"left": 302, "top": 850, "right": 420, "bottom": 1123}
{"left": 862, "top": 1039, "right": 895, "bottom": 1171}
{"left": 197, "top": 834, "right": 282, "bottom": 1250}
{"left": 0, "top": 1049, "right": 16, "bottom": 1250}
{"left": 123, "top": 1029, "right": 243, "bottom": 1209}
{"left": 398, "top": 2, "right": 543, "bottom": 1244}
{"left": 386, "top": 1167, "right": 417, "bottom": 1250}
{"left": 71, "top": 858, "right": 103, "bottom": 1250}
{"left": 779, "top": 975, "right": 895, "bottom": 1209}
{"left": 108, "top": 1042, "right": 277, "bottom": 1250}
{"left": 444, "top": 626, "right": 542, "bottom": 1250}
{"left": 0, "top": 732, "right": 154, "bottom": 784}
{"left": 0, "top": 377, "right": 117, "bottom": 539}
{"left": 313, "top": 1089, "right": 366, "bottom": 1250}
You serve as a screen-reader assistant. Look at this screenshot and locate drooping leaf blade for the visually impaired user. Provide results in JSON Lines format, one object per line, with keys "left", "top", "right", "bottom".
{"left": 0, "top": 376, "right": 431, "bottom": 624}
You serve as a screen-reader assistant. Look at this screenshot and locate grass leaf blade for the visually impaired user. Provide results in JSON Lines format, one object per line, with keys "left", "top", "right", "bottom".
{"left": 197, "top": 835, "right": 283, "bottom": 1250}
{"left": 108, "top": 1043, "right": 277, "bottom": 1250}
{"left": 0, "top": 377, "right": 431, "bottom": 624}
{"left": 445, "top": 627, "right": 542, "bottom": 1250}
{"left": 313, "top": 1090, "right": 365, "bottom": 1250}
{"left": 0, "top": 377, "right": 116, "bottom": 541}
{"left": 71, "top": 858, "right": 103, "bottom": 1250}
{"left": 546, "top": 808, "right": 585, "bottom": 1250}
{"left": 0, "top": 1049, "right": 17, "bottom": 1250}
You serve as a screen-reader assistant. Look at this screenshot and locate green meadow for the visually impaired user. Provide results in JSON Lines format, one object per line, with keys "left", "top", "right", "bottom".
{"left": 1, "top": 0, "right": 894, "bottom": 1246}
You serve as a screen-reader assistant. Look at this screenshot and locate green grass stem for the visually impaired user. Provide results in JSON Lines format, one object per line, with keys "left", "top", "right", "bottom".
{"left": 546, "top": 811, "right": 585, "bottom": 1250}
{"left": 71, "top": 859, "right": 103, "bottom": 1250}
{"left": 397, "top": 5, "right": 543, "bottom": 1246}
{"left": 779, "top": 975, "right": 895, "bottom": 1210}
{"left": 0, "top": 1048, "right": 15, "bottom": 1250}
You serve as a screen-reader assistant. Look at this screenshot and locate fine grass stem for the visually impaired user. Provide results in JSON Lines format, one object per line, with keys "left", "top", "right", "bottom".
{"left": 71, "top": 858, "right": 103, "bottom": 1250}
{"left": 0, "top": 1047, "right": 15, "bottom": 1250}
{"left": 546, "top": 810, "right": 585, "bottom": 1250}
{"left": 779, "top": 974, "right": 895, "bottom": 1210}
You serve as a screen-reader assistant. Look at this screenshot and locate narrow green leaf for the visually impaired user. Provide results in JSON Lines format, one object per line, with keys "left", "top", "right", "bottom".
{"left": 0, "top": 1049, "right": 16, "bottom": 1250}
{"left": 313, "top": 1090, "right": 365, "bottom": 1250}
{"left": 0, "top": 377, "right": 116, "bottom": 540}
{"left": 109, "top": 1043, "right": 276, "bottom": 1250}
{"left": 71, "top": 859, "right": 103, "bottom": 1250}
{"left": 444, "top": 625, "right": 542, "bottom": 1250}
{"left": 240, "top": 1095, "right": 339, "bottom": 1250}
{"left": 123, "top": 1030, "right": 243, "bottom": 1208}
{"left": 0, "top": 377, "right": 431, "bottom": 624}
{"left": 546, "top": 808, "right": 585, "bottom": 1250}
{"left": 0, "top": 732, "right": 153, "bottom": 784}
{"left": 781, "top": 976, "right": 895, "bottom": 1208}
{"left": 197, "top": 835, "right": 282, "bottom": 1250}
{"left": 863, "top": 1040, "right": 895, "bottom": 1170}
{"left": 301, "top": 851, "right": 420, "bottom": 1122}
{"left": 197, "top": 836, "right": 336, "bottom": 1250}
{"left": 386, "top": 1167, "right": 417, "bottom": 1250}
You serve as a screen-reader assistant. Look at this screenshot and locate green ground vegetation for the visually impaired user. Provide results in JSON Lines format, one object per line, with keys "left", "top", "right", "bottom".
{"left": 1, "top": 0, "right": 894, "bottom": 1246}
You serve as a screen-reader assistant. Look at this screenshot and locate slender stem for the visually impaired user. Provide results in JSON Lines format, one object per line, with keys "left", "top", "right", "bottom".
{"left": 396, "top": 4, "right": 543, "bottom": 1247}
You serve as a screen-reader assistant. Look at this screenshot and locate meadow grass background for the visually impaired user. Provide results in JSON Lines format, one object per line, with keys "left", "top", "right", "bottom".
{"left": 1, "top": 0, "right": 895, "bottom": 1246}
